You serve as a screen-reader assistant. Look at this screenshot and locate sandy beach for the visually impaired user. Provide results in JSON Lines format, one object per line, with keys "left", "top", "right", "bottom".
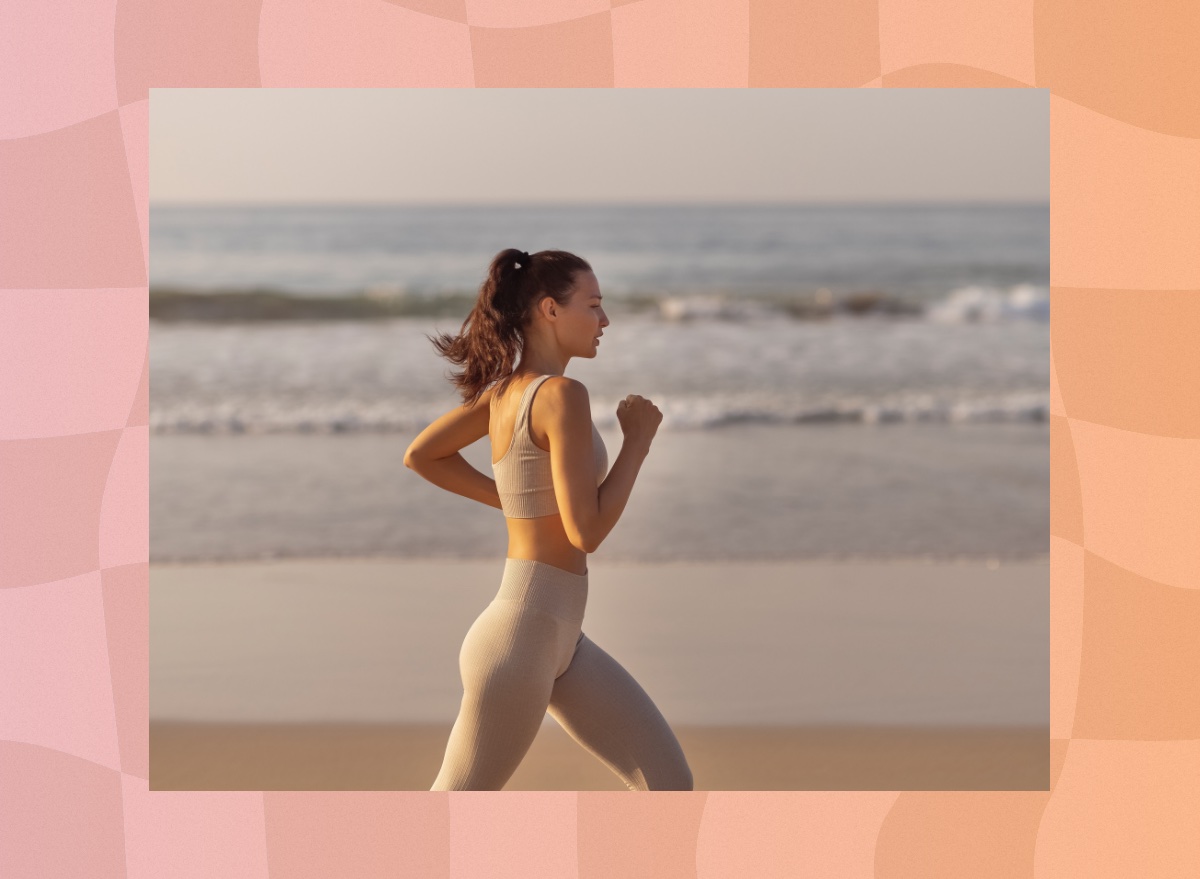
{"left": 151, "top": 720, "right": 1048, "bottom": 791}
{"left": 150, "top": 555, "right": 1047, "bottom": 791}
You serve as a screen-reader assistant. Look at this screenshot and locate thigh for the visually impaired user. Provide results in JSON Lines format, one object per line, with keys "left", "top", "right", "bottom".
{"left": 431, "top": 603, "right": 566, "bottom": 791}
{"left": 547, "top": 633, "right": 693, "bottom": 791}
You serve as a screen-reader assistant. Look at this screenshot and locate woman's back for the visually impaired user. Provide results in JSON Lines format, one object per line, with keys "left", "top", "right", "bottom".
{"left": 491, "top": 374, "right": 608, "bottom": 573}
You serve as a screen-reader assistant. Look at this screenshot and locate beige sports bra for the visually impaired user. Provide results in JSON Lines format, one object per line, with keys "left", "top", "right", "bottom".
{"left": 492, "top": 374, "right": 608, "bottom": 519}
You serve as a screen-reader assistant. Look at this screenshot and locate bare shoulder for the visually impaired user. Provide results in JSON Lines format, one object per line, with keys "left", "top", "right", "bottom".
{"left": 535, "top": 376, "right": 590, "bottom": 427}
{"left": 538, "top": 375, "right": 588, "bottom": 404}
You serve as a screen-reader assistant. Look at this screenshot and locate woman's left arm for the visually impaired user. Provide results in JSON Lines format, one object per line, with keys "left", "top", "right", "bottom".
{"left": 404, "top": 390, "right": 502, "bottom": 511}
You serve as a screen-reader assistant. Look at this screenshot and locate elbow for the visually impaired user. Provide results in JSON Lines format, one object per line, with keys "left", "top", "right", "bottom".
{"left": 573, "top": 530, "right": 600, "bottom": 555}
{"left": 403, "top": 447, "right": 422, "bottom": 471}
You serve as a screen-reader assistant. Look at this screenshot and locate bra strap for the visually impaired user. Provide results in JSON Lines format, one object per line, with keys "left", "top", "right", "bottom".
{"left": 517, "top": 374, "right": 554, "bottom": 440}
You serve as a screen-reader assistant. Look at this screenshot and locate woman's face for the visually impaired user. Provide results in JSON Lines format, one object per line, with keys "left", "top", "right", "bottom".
{"left": 556, "top": 270, "right": 609, "bottom": 358}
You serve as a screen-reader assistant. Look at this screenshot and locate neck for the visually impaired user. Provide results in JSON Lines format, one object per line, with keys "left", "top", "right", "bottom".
{"left": 516, "top": 355, "right": 568, "bottom": 377}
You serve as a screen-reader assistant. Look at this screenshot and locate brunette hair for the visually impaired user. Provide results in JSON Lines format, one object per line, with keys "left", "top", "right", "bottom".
{"left": 427, "top": 248, "right": 592, "bottom": 406}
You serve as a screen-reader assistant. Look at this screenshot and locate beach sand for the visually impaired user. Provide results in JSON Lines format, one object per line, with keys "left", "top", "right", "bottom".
{"left": 150, "top": 721, "right": 1048, "bottom": 791}
{"left": 151, "top": 556, "right": 1048, "bottom": 791}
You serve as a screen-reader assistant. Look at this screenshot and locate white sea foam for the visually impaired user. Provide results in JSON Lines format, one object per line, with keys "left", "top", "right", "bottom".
{"left": 924, "top": 283, "right": 1049, "bottom": 324}
{"left": 150, "top": 309, "right": 1049, "bottom": 435}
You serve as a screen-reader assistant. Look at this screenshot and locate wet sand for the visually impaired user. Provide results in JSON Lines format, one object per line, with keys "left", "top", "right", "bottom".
{"left": 150, "top": 423, "right": 1049, "bottom": 563}
{"left": 151, "top": 557, "right": 1048, "bottom": 727}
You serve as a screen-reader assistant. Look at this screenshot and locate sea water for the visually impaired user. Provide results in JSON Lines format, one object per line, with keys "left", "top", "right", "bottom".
{"left": 149, "top": 201, "right": 1049, "bottom": 562}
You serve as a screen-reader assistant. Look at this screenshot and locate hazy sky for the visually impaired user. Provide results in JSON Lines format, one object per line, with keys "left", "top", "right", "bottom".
{"left": 150, "top": 89, "right": 1047, "bottom": 205}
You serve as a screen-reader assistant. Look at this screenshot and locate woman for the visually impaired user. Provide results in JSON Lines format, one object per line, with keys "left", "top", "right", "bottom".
{"left": 404, "top": 247, "right": 693, "bottom": 791}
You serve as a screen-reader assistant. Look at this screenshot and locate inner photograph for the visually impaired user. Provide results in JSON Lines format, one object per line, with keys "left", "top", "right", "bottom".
{"left": 149, "top": 88, "right": 1050, "bottom": 791}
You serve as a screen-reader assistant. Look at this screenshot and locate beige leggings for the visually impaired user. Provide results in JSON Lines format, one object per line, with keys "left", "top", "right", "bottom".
{"left": 430, "top": 557, "right": 692, "bottom": 791}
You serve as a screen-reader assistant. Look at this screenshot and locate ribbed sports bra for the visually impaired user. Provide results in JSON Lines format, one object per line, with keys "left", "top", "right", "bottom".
{"left": 492, "top": 374, "right": 608, "bottom": 519}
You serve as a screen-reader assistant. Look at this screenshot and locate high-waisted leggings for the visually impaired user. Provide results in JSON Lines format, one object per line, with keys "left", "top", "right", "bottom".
{"left": 430, "top": 557, "right": 692, "bottom": 791}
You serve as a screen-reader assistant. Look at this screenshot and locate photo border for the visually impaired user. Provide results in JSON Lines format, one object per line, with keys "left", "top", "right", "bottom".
{"left": 2, "top": 2, "right": 1196, "bottom": 875}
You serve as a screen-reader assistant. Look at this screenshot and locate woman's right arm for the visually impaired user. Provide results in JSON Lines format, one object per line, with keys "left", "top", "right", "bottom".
{"left": 543, "top": 377, "right": 658, "bottom": 554}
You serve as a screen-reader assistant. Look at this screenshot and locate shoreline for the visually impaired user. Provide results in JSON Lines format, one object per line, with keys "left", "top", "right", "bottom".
{"left": 151, "top": 423, "right": 1049, "bottom": 562}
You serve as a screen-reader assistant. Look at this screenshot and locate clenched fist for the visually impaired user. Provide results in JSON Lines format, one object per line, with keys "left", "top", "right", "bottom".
{"left": 616, "top": 394, "right": 663, "bottom": 450}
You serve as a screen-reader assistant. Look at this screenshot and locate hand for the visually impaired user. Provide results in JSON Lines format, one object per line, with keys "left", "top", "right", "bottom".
{"left": 616, "top": 394, "right": 663, "bottom": 451}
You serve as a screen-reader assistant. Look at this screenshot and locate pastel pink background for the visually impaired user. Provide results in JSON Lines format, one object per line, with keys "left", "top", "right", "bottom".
{"left": 2, "top": 0, "right": 1198, "bottom": 875}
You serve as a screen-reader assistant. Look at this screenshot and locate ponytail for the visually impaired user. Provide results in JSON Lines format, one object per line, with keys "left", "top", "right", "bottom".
{"left": 427, "top": 248, "right": 591, "bottom": 406}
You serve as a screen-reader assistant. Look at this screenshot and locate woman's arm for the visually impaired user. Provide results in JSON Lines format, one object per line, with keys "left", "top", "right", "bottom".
{"left": 542, "top": 377, "right": 649, "bottom": 553}
{"left": 404, "top": 389, "right": 503, "bottom": 510}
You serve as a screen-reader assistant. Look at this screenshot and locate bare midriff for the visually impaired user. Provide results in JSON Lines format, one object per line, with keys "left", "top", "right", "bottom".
{"left": 503, "top": 516, "right": 588, "bottom": 576}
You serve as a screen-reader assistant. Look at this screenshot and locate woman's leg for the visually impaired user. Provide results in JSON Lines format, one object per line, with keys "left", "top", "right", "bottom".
{"left": 547, "top": 633, "right": 693, "bottom": 791}
{"left": 429, "top": 601, "right": 576, "bottom": 791}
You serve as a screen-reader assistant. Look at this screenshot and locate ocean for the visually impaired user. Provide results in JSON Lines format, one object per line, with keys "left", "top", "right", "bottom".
{"left": 149, "top": 201, "right": 1049, "bottom": 563}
